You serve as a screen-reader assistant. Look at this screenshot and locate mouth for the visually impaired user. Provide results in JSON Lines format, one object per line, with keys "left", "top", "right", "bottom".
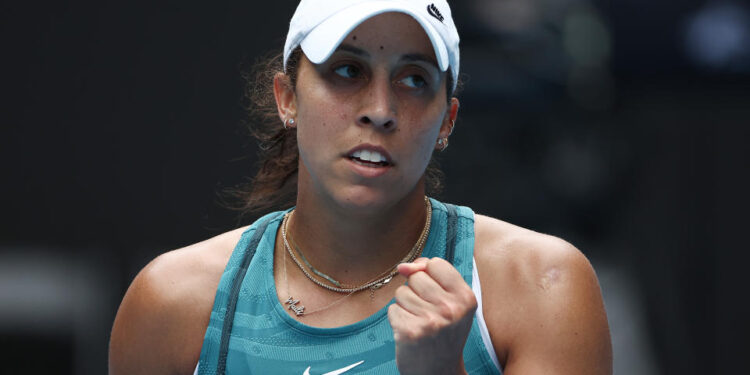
{"left": 346, "top": 146, "right": 393, "bottom": 168}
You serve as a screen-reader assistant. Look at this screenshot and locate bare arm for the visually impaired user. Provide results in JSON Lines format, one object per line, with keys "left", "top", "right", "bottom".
{"left": 108, "top": 243, "right": 235, "bottom": 375}
{"left": 504, "top": 246, "right": 611, "bottom": 374}
{"left": 109, "top": 255, "right": 186, "bottom": 375}
{"left": 109, "top": 228, "right": 243, "bottom": 375}
{"left": 475, "top": 216, "right": 612, "bottom": 374}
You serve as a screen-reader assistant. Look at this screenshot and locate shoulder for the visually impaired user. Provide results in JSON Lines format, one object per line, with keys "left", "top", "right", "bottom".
{"left": 472, "top": 214, "right": 599, "bottom": 322}
{"left": 108, "top": 225, "right": 249, "bottom": 375}
{"left": 472, "top": 214, "right": 612, "bottom": 374}
{"left": 473, "top": 214, "right": 594, "bottom": 286}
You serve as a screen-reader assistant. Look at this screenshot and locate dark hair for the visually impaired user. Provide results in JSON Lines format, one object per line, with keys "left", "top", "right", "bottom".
{"left": 227, "top": 47, "right": 458, "bottom": 216}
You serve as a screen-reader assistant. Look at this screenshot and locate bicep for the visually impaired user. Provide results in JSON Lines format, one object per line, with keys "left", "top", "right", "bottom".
{"left": 490, "top": 248, "right": 612, "bottom": 375}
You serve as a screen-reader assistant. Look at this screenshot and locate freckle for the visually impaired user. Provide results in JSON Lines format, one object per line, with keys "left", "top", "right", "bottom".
{"left": 352, "top": 35, "right": 357, "bottom": 40}
{"left": 380, "top": 45, "right": 384, "bottom": 50}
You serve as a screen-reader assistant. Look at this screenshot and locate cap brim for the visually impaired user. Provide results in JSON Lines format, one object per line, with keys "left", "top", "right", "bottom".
{"left": 300, "top": 1, "right": 450, "bottom": 71}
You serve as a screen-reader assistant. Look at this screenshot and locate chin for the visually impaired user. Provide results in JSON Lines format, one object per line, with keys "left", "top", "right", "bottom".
{"left": 335, "top": 186, "right": 394, "bottom": 211}
{"left": 299, "top": 163, "right": 423, "bottom": 214}
{"left": 333, "top": 182, "right": 425, "bottom": 216}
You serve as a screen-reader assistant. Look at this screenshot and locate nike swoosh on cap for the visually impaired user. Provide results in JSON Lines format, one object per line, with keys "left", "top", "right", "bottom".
{"left": 302, "top": 360, "right": 365, "bottom": 375}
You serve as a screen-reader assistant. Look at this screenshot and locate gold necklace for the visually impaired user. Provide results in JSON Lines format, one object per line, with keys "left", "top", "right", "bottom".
{"left": 282, "top": 237, "right": 355, "bottom": 317}
{"left": 288, "top": 225, "right": 421, "bottom": 291}
{"left": 281, "top": 197, "right": 432, "bottom": 316}
{"left": 282, "top": 196, "right": 431, "bottom": 293}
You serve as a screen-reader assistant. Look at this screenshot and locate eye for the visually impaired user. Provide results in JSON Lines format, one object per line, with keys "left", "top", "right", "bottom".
{"left": 333, "top": 64, "right": 361, "bottom": 78}
{"left": 400, "top": 74, "right": 428, "bottom": 89}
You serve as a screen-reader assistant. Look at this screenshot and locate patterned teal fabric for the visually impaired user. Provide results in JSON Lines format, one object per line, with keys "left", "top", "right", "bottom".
{"left": 197, "top": 199, "right": 502, "bottom": 374}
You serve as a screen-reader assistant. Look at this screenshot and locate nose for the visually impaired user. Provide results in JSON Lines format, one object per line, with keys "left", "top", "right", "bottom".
{"left": 357, "top": 74, "right": 397, "bottom": 131}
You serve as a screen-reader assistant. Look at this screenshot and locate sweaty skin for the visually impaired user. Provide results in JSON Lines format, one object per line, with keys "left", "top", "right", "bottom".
{"left": 109, "top": 12, "right": 612, "bottom": 375}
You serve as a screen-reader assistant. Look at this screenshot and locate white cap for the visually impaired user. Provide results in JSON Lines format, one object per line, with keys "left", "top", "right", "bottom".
{"left": 283, "top": 0, "right": 460, "bottom": 91}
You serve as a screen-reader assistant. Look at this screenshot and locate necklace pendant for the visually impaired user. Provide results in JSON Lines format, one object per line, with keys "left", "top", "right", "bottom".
{"left": 371, "top": 276, "right": 393, "bottom": 291}
{"left": 369, "top": 276, "right": 394, "bottom": 299}
{"left": 285, "top": 296, "right": 305, "bottom": 316}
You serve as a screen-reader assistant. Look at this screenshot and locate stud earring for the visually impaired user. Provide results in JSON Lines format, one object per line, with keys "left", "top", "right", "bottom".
{"left": 437, "top": 137, "right": 449, "bottom": 151}
{"left": 284, "top": 118, "right": 296, "bottom": 129}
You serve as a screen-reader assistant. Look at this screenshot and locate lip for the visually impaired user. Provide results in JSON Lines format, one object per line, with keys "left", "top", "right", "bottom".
{"left": 344, "top": 144, "right": 395, "bottom": 165}
{"left": 343, "top": 144, "right": 394, "bottom": 178}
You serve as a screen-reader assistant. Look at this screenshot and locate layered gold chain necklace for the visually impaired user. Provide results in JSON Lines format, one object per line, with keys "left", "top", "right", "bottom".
{"left": 280, "top": 197, "right": 432, "bottom": 317}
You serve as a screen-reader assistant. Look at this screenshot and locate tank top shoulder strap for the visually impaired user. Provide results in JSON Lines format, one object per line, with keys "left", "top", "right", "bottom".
{"left": 444, "top": 202, "right": 459, "bottom": 263}
{"left": 428, "top": 199, "right": 475, "bottom": 285}
{"left": 431, "top": 199, "right": 502, "bottom": 374}
{"left": 197, "top": 210, "right": 287, "bottom": 375}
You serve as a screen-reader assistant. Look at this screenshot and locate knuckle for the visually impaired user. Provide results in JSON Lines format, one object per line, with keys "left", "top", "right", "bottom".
{"left": 387, "top": 303, "right": 400, "bottom": 319}
{"left": 406, "top": 327, "right": 422, "bottom": 342}
{"left": 397, "top": 325, "right": 419, "bottom": 342}
{"left": 388, "top": 303, "right": 400, "bottom": 313}
{"left": 426, "top": 257, "right": 445, "bottom": 270}
{"left": 453, "top": 282, "right": 476, "bottom": 305}
{"left": 424, "top": 314, "right": 447, "bottom": 334}
{"left": 437, "top": 300, "right": 456, "bottom": 319}
{"left": 460, "top": 289, "right": 478, "bottom": 310}
{"left": 394, "top": 285, "right": 408, "bottom": 299}
{"left": 409, "top": 271, "right": 426, "bottom": 285}
{"left": 467, "top": 291, "right": 479, "bottom": 309}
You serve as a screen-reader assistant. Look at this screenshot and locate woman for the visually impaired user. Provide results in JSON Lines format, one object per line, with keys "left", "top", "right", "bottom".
{"left": 109, "top": 0, "right": 612, "bottom": 374}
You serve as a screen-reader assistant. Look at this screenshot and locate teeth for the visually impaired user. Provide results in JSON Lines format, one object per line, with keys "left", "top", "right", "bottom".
{"left": 360, "top": 150, "right": 372, "bottom": 162}
{"left": 351, "top": 149, "right": 387, "bottom": 163}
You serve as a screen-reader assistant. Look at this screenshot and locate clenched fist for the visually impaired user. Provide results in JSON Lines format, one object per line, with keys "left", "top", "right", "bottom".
{"left": 388, "top": 257, "right": 478, "bottom": 375}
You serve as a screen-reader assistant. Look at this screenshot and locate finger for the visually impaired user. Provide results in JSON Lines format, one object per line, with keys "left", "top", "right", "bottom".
{"left": 423, "top": 257, "right": 470, "bottom": 294}
{"left": 405, "top": 268, "right": 449, "bottom": 304}
{"left": 397, "top": 262, "right": 427, "bottom": 277}
{"left": 396, "top": 257, "right": 430, "bottom": 276}
{"left": 393, "top": 284, "right": 433, "bottom": 316}
{"left": 387, "top": 303, "right": 419, "bottom": 341}
{"left": 413, "top": 257, "right": 429, "bottom": 264}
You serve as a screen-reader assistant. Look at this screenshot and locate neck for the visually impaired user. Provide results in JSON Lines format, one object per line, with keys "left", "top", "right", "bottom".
{"left": 289, "top": 183, "right": 429, "bottom": 285}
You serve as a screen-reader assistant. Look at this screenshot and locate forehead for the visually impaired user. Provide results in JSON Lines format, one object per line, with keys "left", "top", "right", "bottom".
{"left": 339, "top": 12, "right": 437, "bottom": 61}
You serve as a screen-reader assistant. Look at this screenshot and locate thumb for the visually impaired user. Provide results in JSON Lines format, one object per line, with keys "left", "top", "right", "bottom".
{"left": 397, "top": 261, "right": 428, "bottom": 277}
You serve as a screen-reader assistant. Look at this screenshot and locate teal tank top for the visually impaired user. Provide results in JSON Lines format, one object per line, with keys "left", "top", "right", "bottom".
{"left": 197, "top": 199, "right": 502, "bottom": 374}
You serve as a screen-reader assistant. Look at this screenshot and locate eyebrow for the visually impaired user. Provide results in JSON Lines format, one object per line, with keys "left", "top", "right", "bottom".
{"left": 399, "top": 53, "right": 440, "bottom": 71}
{"left": 337, "top": 44, "right": 370, "bottom": 58}
{"left": 335, "top": 44, "right": 440, "bottom": 71}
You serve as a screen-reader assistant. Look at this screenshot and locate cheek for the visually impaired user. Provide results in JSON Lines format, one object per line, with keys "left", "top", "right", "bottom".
{"left": 400, "top": 114, "right": 442, "bottom": 168}
{"left": 295, "top": 108, "right": 349, "bottom": 171}
{"left": 296, "top": 82, "right": 352, "bottom": 132}
{"left": 403, "top": 102, "right": 443, "bottom": 140}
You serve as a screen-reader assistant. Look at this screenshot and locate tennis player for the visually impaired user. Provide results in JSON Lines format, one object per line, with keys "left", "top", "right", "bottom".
{"left": 109, "top": 1, "right": 612, "bottom": 374}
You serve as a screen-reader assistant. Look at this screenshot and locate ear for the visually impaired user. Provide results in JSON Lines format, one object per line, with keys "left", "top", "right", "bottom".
{"left": 438, "top": 97, "right": 460, "bottom": 139}
{"left": 273, "top": 72, "right": 297, "bottom": 125}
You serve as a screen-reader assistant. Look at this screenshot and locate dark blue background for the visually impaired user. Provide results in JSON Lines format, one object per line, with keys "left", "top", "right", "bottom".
{"left": 1, "top": 1, "right": 747, "bottom": 373}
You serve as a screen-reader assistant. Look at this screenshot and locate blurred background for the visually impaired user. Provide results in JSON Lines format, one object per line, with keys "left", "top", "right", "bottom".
{"left": 1, "top": 0, "right": 748, "bottom": 374}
